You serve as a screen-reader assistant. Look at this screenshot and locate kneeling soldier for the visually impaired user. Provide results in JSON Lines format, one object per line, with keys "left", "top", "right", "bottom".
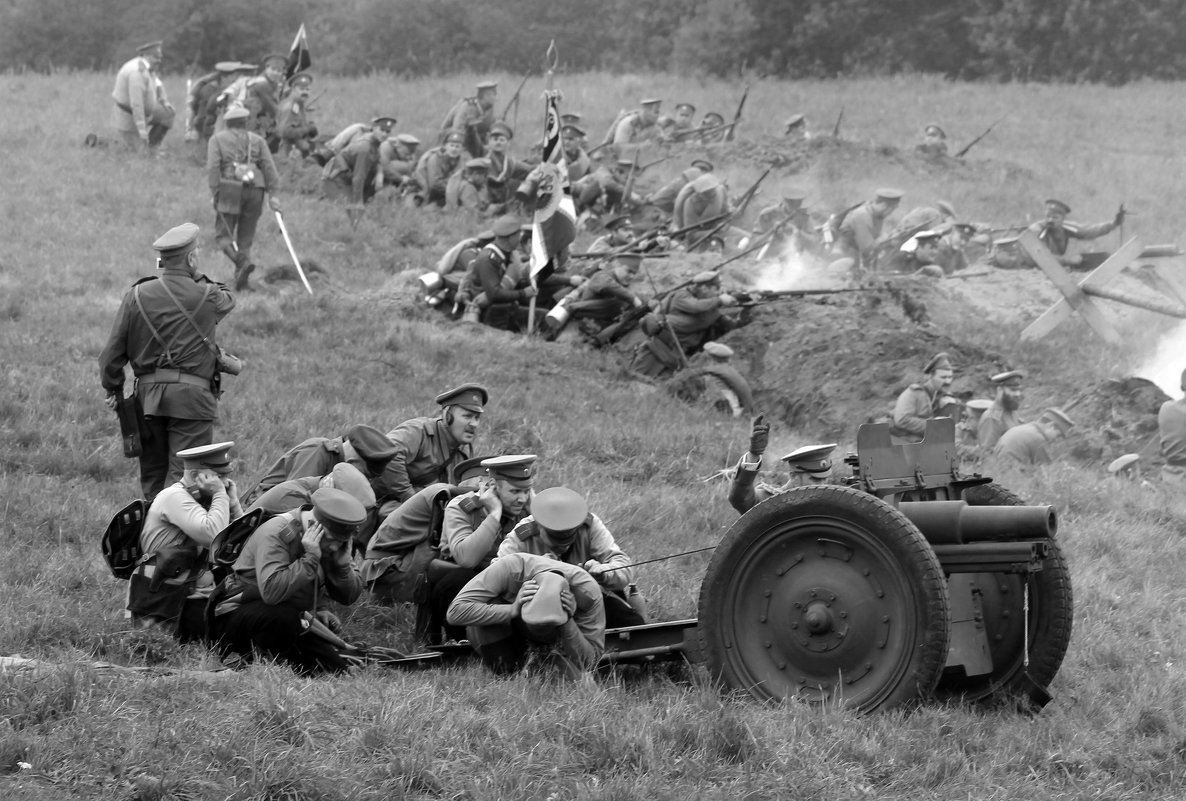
{"left": 448, "top": 552, "right": 606, "bottom": 677}
{"left": 128, "top": 442, "right": 242, "bottom": 640}
{"left": 210, "top": 487, "right": 365, "bottom": 675}
{"left": 498, "top": 486, "right": 644, "bottom": 628}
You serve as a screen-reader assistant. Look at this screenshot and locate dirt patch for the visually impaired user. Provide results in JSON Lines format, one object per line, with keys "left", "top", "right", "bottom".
{"left": 1065, "top": 377, "right": 1168, "bottom": 464}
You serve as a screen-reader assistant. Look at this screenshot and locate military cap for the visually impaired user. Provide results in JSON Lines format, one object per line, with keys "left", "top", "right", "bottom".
{"left": 465, "top": 157, "right": 491, "bottom": 172}
{"left": 780, "top": 443, "right": 837, "bottom": 474}
{"left": 453, "top": 455, "right": 494, "bottom": 484}
{"left": 235, "top": 62, "right": 258, "bottom": 72}
{"left": 532, "top": 487, "right": 589, "bottom": 532}
{"left": 444, "top": 131, "right": 466, "bottom": 145}
{"left": 1045, "top": 198, "right": 1072, "bottom": 215}
{"left": 310, "top": 487, "right": 367, "bottom": 538}
{"left": 560, "top": 112, "right": 583, "bottom": 124}
{"left": 924, "top": 123, "right": 947, "bottom": 139}
{"left": 615, "top": 157, "right": 635, "bottom": 169}
{"left": 561, "top": 123, "right": 587, "bottom": 138}
{"left": 1107, "top": 453, "right": 1140, "bottom": 474}
{"left": 924, "top": 352, "right": 953, "bottom": 373}
{"left": 214, "top": 61, "right": 241, "bottom": 73}
{"left": 481, "top": 454, "right": 537, "bottom": 487}
{"left": 177, "top": 441, "right": 235, "bottom": 474}
{"left": 702, "top": 111, "right": 725, "bottom": 123}
{"left": 781, "top": 188, "right": 808, "bottom": 206}
{"left": 137, "top": 41, "right": 163, "bottom": 56}
{"left": 522, "top": 570, "right": 569, "bottom": 628}
{"left": 639, "top": 98, "right": 662, "bottom": 107}
{"left": 371, "top": 116, "right": 398, "bottom": 131}
{"left": 343, "top": 424, "right": 398, "bottom": 474}
{"left": 489, "top": 121, "right": 514, "bottom": 139}
{"left": 260, "top": 53, "right": 287, "bottom": 69}
{"left": 604, "top": 214, "right": 632, "bottom": 231}
{"left": 914, "top": 229, "right": 943, "bottom": 242}
{"left": 784, "top": 113, "right": 806, "bottom": 130}
{"left": 936, "top": 200, "right": 957, "bottom": 219}
{"left": 875, "top": 187, "right": 905, "bottom": 202}
{"left": 223, "top": 105, "right": 249, "bottom": 122}
{"left": 692, "top": 270, "right": 720, "bottom": 284}
{"left": 702, "top": 341, "right": 734, "bottom": 359}
{"left": 491, "top": 216, "right": 521, "bottom": 238}
{"left": 1041, "top": 407, "right": 1075, "bottom": 433}
{"left": 675, "top": 102, "right": 696, "bottom": 114}
{"left": 435, "top": 383, "right": 489, "bottom": 412}
{"left": 965, "top": 398, "right": 994, "bottom": 413}
{"left": 990, "top": 370, "right": 1025, "bottom": 386}
{"left": 327, "top": 463, "right": 376, "bottom": 509}
{"left": 691, "top": 159, "right": 714, "bottom": 173}
{"left": 393, "top": 133, "right": 419, "bottom": 146}
{"left": 475, "top": 80, "right": 498, "bottom": 91}
{"left": 152, "top": 222, "right": 200, "bottom": 257}
{"left": 287, "top": 71, "right": 313, "bottom": 88}
{"left": 520, "top": 223, "right": 534, "bottom": 234}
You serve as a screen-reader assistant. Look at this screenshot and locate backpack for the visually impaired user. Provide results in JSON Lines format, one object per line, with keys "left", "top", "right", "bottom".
{"left": 208, "top": 507, "right": 269, "bottom": 584}
{"left": 101, "top": 499, "right": 146, "bottom": 580}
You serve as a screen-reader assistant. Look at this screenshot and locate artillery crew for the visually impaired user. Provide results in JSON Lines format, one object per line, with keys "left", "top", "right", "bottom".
{"left": 890, "top": 352, "right": 960, "bottom": 443}
{"left": 978, "top": 370, "right": 1026, "bottom": 451}
{"left": 994, "top": 407, "right": 1075, "bottom": 466}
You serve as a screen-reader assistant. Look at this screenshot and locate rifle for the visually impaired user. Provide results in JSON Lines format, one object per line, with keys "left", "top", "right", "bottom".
{"left": 303, "top": 88, "right": 326, "bottom": 113}
{"left": 639, "top": 154, "right": 674, "bottom": 172}
{"left": 685, "top": 166, "right": 771, "bottom": 252}
{"left": 570, "top": 212, "right": 732, "bottom": 259}
{"left": 672, "top": 120, "right": 737, "bottom": 142}
{"left": 954, "top": 115, "right": 1007, "bottom": 159}
{"left": 616, "top": 148, "right": 641, "bottom": 214}
{"left": 725, "top": 85, "right": 749, "bottom": 142}
{"left": 737, "top": 287, "right": 871, "bottom": 306}
{"left": 500, "top": 74, "right": 531, "bottom": 121}
{"left": 587, "top": 141, "right": 612, "bottom": 158}
{"left": 831, "top": 106, "right": 844, "bottom": 138}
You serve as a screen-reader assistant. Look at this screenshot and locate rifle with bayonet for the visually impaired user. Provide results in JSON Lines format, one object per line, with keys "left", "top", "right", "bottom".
{"left": 954, "top": 114, "right": 1007, "bottom": 159}
{"left": 500, "top": 73, "right": 531, "bottom": 121}
{"left": 615, "top": 148, "right": 641, "bottom": 214}
{"left": 569, "top": 212, "right": 731, "bottom": 260}
{"left": 736, "top": 287, "right": 871, "bottom": 306}
{"left": 725, "top": 85, "right": 749, "bottom": 142}
{"left": 685, "top": 166, "right": 772, "bottom": 251}
{"left": 671, "top": 119, "right": 737, "bottom": 143}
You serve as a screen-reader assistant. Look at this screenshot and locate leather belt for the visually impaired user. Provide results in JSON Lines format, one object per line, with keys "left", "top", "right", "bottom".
{"left": 139, "top": 369, "right": 209, "bottom": 388}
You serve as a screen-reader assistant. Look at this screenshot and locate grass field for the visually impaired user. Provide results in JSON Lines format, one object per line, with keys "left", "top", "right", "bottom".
{"left": 1, "top": 71, "right": 1186, "bottom": 799}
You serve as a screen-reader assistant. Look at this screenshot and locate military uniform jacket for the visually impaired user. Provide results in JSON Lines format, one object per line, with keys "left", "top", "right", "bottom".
{"left": 1159, "top": 399, "right": 1186, "bottom": 467}
{"left": 581, "top": 268, "right": 636, "bottom": 308}
{"left": 141, "top": 482, "right": 231, "bottom": 556}
{"left": 446, "top": 552, "right": 606, "bottom": 668}
{"left": 445, "top": 174, "right": 490, "bottom": 212}
{"left": 611, "top": 111, "right": 657, "bottom": 146}
{"left": 662, "top": 288, "right": 724, "bottom": 343}
{"left": 414, "top": 146, "right": 463, "bottom": 195}
{"left": 248, "top": 475, "right": 321, "bottom": 517}
{"left": 440, "top": 491, "right": 528, "bottom": 570}
{"left": 253, "top": 437, "right": 370, "bottom": 498}
{"left": 890, "top": 384, "right": 938, "bottom": 440}
{"left": 977, "top": 404, "right": 1023, "bottom": 451}
{"left": 361, "top": 482, "right": 469, "bottom": 584}
{"left": 1027, "top": 219, "right": 1117, "bottom": 257}
{"left": 441, "top": 97, "right": 493, "bottom": 140}
{"left": 277, "top": 94, "right": 313, "bottom": 138}
{"left": 379, "top": 141, "right": 417, "bottom": 181}
{"left": 324, "top": 134, "right": 381, "bottom": 203}
{"left": 497, "top": 513, "right": 633, "bottom": 590}
{"left": 207, "top": 127, "right": 279, "bottom": 194}
{"left": 993, "top": 422, "right": 1052, "bottom": 466}
{"left": 99, "top": 268, "right": 235, "bottom": 420}
{"left": 229, "top": 509, "right": 362, "bottom": 608}
{"left": 376, "top": 417, "right": 471, "bottom": 506}
{"left": 463, "top": 244, "right": 525, "bottom": 306}
{"left": 111, "top": 56, "right": 157, "bottom": 138}
{"left": 565, "top": 148, "right": 591, "bottom": 183}
{"left": 838, "top": 202, "right": 887, "bottom": 262}
{"left": 244, "top": 76, "right": 281, "bottom": 135}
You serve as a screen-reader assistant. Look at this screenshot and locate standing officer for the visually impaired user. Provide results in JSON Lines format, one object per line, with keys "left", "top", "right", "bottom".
{"left": 206, "top": 105, "right": 281, "bottom": 290}
{"left": 890, "top": 352, "right": 960, "bottom": 443}
{"left": 375, "top": 384, "right": 488, "bottom": 516}
{"left": 99, "top": 223, "right": 236, "bottom": 502}
{"left": 978, "top": 370, "right": 1025, "bottom": 451}
{"left": 112, "top": 41, "right": 169, "bottom": 154}
{"left": 276, "top": 72, "right": 319, "bottom": 159}
{"left": 441, "top": 80, "right": 498, "bottom": 155}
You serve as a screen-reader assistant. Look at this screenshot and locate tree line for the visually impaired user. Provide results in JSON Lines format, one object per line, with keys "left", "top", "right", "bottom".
{"left": 3, "top": 0, "right": 1184, "bottom": 83}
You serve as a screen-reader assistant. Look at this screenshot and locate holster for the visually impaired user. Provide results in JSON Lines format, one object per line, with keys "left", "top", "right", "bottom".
{"left": 115, "top": 394, "right": 143, "bottom": 458}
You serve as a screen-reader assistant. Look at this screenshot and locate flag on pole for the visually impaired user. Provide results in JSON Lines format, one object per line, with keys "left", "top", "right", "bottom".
{"left": 285, "top": 24, "right": 311, "bottom": 81}
{"left": 529, "top": 92, "right": 577, "bottom": 278}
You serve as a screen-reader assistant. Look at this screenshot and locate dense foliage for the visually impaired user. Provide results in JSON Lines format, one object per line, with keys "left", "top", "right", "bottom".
{"left": 4, "top": 0, "right": 1186, "bottom": 83}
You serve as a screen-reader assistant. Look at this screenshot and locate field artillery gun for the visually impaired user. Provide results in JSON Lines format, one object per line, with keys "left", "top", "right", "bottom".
{"left": 599, "top": 417, "right": 1072, "bottom": 713}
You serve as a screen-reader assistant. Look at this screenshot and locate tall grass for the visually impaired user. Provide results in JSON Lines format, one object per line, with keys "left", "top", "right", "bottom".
{"left": 0, "top": 71, "right": 1184, "bottom": 799}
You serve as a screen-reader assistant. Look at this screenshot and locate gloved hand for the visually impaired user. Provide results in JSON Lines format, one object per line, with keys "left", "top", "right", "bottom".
{"left": 1114, "top": 203, "right": 1126, "bottom": 227}
{"left": 749, "top": 413, "right": 770, "bottom": 456}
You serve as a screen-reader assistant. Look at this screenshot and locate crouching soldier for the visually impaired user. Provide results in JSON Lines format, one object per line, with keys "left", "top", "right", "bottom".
{"left": 729, "top": 415, "right": 836, "bottom": 514}
{"left": 498, "top": 486, "right": 645, "bottom": 628}
{"left": 128, "top": 442, "right": 243, "bottom": 641}
{"left": 447, "top": 552, "right": 606, "bottom": 677}
{"left": 209, "top": 488, "right": 365, "bottom": 675}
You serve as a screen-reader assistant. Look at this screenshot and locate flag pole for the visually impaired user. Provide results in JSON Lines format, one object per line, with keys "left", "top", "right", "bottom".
{"left": 527, "top": 42, "right": 558, "bottom": 335}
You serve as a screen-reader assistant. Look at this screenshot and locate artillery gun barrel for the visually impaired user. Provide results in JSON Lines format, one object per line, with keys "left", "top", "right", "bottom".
{"left": 899, "top": 500, "right": 1057, "bottom": 544}
{"left": 930, "top": 541, "right": 1050, "bottom": 574}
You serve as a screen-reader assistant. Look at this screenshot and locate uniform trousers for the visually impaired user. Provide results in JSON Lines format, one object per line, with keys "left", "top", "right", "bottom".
{"left": 139, "top": 414, "right": 214, "bottom": 503}
{"left": 214, "top": 186, "right": 265, "bottom": 270}
{"left": 213, "top": 598, "right": 349, "bottom": 675}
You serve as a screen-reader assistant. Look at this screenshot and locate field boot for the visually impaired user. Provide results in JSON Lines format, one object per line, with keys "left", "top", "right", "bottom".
{"left": 232, "top": 255, "right": 255, "bottom": 291}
